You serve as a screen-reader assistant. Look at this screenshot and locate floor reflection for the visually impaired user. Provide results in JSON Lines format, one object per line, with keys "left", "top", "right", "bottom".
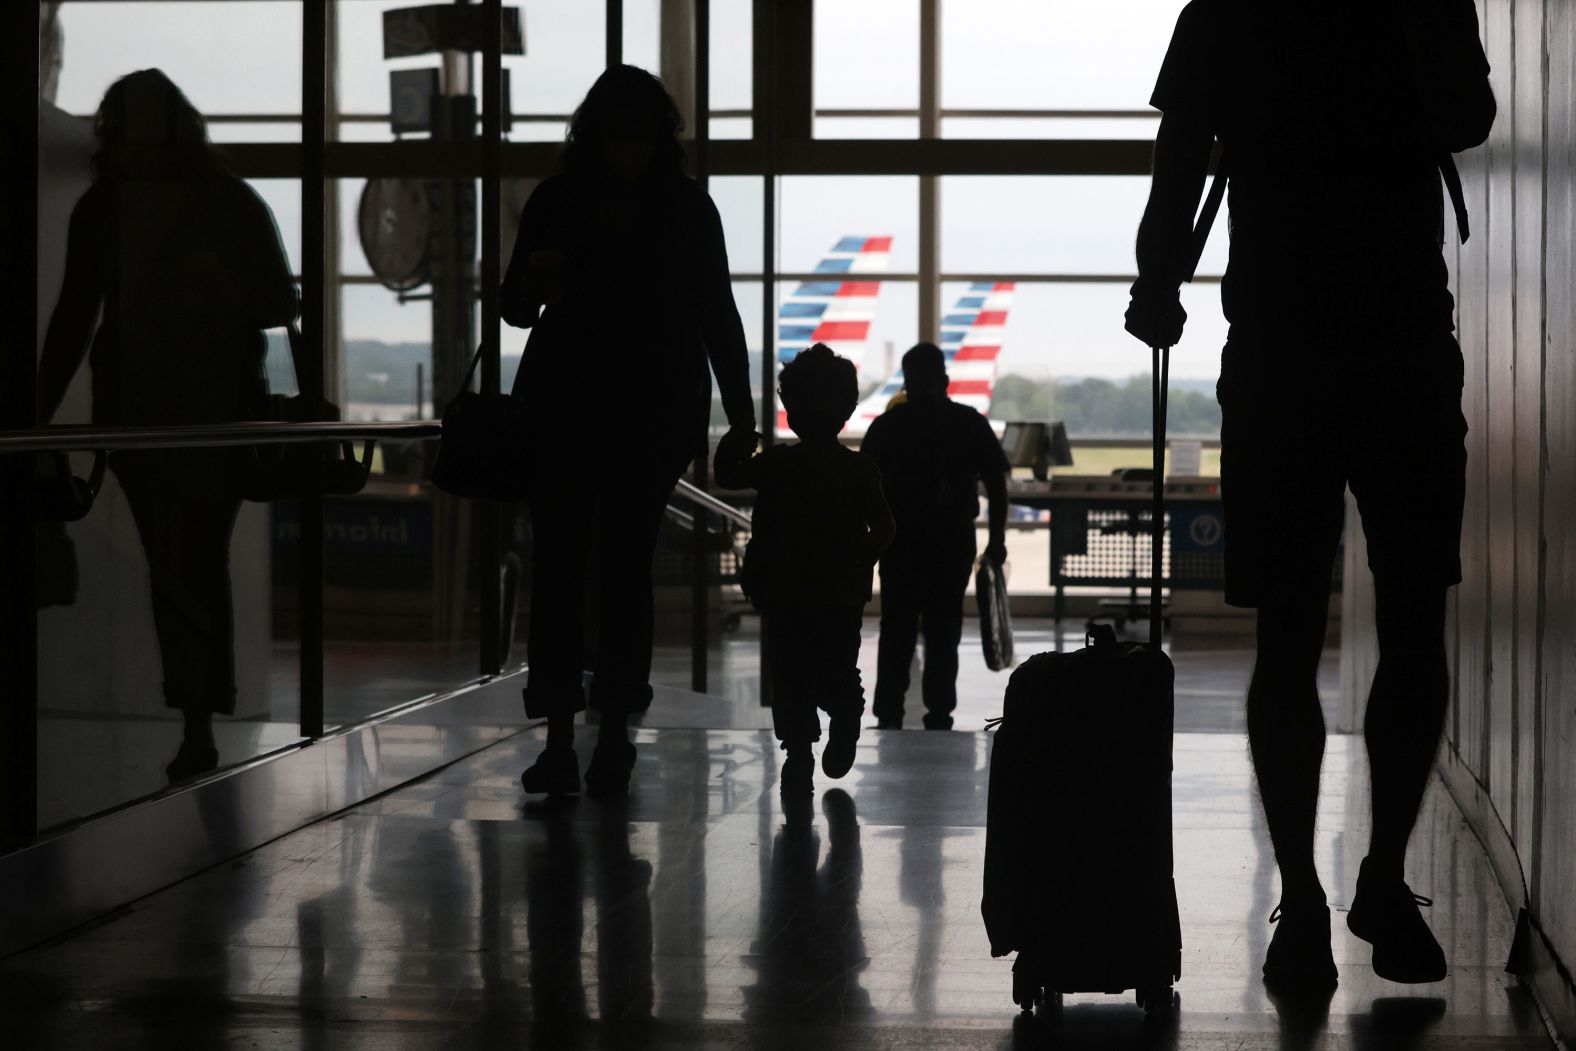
{"left": 744, "top": 789, "right": 872, "bottom": 1025}
{"left": 0, "top": 729, "right": 1557, "bottom": 1050}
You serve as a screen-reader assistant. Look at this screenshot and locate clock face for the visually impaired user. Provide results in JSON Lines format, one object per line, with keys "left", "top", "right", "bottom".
{"left": 358, "top": 178, "right": 432, "bottom": 292}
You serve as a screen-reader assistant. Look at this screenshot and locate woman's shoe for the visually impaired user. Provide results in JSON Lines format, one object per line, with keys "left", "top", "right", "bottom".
{"left": 165, "top": 741, "right": 219, "bottom": 784}
{"left": 520, "top": 745, "right": 581, "bottom": 796}
{"left": 584, "top": 739, "right": 638, "bottom": 796}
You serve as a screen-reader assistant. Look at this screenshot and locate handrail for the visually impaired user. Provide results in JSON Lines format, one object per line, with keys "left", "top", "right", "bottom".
{"left": 673, "top": 479, "right": 752, "bottom": 529}
{"left": 0, "top": 421, "right": 441, "bottom": 454}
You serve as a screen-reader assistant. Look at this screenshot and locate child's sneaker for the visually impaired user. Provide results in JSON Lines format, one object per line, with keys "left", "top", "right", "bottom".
{"left": 1347, "top": 857, "right": 1447, "bottom": 983}
{"left": 780, "top": 747, "right": 814, "bottom": 796}
{"left": 822, "top": 714, "right": 860, "bottom": 779}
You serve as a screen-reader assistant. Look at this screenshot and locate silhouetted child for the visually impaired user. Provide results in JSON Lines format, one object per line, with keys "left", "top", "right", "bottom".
{"left": 716, "top": 345, "right": 895, "bottom": 795}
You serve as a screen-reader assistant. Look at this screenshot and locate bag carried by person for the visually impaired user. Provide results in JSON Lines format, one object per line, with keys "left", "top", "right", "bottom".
{"left": 237, "top": 323, "right": 372, "bottom": 502}
{"left": 976, "top": 556, "right": 1014, "bottom": 671}
{"left": 431, "top": 340, "right": 531, "bottom": 501}
{"left": 980, "top": 345, "right": 1181, "bottom": 1015}
{"left": 28, "top": 451, "right": 107, "bottom": 610}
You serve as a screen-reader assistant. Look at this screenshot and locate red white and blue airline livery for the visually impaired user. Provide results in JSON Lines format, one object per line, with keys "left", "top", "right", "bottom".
{"left": 775, "top": 237, "right": 1014, "bottom": 440}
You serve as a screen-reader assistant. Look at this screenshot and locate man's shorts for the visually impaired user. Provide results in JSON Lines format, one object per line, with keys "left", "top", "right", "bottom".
{"left": 1215, "top": 329, "right": 1468, "bottom": 609}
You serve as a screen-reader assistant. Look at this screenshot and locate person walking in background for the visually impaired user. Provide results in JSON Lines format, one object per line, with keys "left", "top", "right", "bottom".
{"left": 716, "top": 345, "right": 894, "bottom": 796}
{"left": 862, "top": 343, "right": 1009, "bottom": 731}
{"left": 502, "top": 65, "right": 756, "bottom": 797}
{"left": 37, "top": 69, "right": 299, "bottom": 783}
{"left": 1126, "top": 0, "right": 1494, "bottom": 989}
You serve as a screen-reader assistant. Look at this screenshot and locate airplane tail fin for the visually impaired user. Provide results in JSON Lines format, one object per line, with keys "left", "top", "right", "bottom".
{"left": 843, "top": 281, "right": 1016, "bottom": 436}
{"left": 775, "top": 236, "right": 891, "bottom": 434}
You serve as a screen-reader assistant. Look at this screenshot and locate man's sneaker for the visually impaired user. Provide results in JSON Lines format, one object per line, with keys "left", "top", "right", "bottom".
{"left": 1263, "top": 902, "right": 1339, "bottom": 991}
{"left": 780, "top": 748, "right": 814, "bottom": 796}
{"left": 1347, "top": 858, "right": 1447, "bottom": 983}
{"left": 520, "top": 744, "right": 581, "bottom": 796}
{"left": 874, "top": 718, "right": 903, "bottom": 730}
{"left": 822, "top": 715, "right": 860, "bottom": 779}
{"left": 922, "top": 713, "right": 953, "bottom": 731}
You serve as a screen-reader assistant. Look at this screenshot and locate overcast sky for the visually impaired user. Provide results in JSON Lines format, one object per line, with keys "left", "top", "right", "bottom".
{"left": 51, "top": 0, "right": 1231, "bottom": 380}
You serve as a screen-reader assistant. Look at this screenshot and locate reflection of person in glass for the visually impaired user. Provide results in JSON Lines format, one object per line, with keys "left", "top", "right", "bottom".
{"left": 37, "top": 69, "right": 299, "bottom": 782}
{"left": 502, "top": 65, "right": 756, "bottom": 797}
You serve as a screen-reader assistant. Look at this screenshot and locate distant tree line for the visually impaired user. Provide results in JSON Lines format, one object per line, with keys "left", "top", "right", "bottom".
{"left": 276, "top": 338, "right": 1221, "bottom": 440}
{"left": 988, "top": 373, "right": 1221, "bottom": 439}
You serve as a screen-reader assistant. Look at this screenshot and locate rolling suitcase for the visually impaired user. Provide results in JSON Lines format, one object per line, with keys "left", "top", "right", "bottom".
{"left": 981, "top": 342, "right": 1181, "bottom": 1014}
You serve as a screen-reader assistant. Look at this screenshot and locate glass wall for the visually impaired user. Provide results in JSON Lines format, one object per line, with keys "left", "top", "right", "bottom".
{"left": 35, "top": 1, "right": 312, "bottom": 827}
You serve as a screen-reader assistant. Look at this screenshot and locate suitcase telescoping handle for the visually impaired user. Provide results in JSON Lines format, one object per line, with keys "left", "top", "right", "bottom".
{"left": 1149, "top": 343, "right": 1168, "bottom": 650}
{"left": 1147, "top": 153, "right": 1224, "bottom": 649}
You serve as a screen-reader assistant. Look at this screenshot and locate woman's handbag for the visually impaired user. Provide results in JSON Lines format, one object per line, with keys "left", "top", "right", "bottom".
{"left": 32, "top": 449, "right": 107, "bottom": 523}
{"left": 237, "top": 323, "right": 373, "bottom": 502}
{"left": 28, "top": 451, "right": 108, "bottom": 610}
{"left": 431, "top": 341, "right": 531, "bottom": 501}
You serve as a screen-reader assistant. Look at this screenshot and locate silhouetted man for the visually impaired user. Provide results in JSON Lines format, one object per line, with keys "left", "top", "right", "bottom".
{"left": 862, "top": 343, "right": 1009, "bottom": 731}
{"left": 1127, "top": 1, "right": 1494, "bottom": 989}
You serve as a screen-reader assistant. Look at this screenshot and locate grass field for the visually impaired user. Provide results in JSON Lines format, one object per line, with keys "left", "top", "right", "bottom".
{"left": 1060, "top": 444, "right": 1222, "bottom": 478}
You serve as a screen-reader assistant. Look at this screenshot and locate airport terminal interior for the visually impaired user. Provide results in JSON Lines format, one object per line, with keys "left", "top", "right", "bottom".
{"left": 4, "top": 1, "right": 1576, "bottom": 1048}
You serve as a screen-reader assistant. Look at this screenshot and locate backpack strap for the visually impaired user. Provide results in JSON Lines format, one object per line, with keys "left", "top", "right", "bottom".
{"left": 1185, "top": 149, "right": 1229, "bottom": 284}
{"left": 1438, "top": 152, "right": 1471, "bottom": 243}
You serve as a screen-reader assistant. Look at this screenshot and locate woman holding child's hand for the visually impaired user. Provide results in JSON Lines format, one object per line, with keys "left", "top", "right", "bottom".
{"left": 502, "top": 66, "right": 757, "bottom": 798}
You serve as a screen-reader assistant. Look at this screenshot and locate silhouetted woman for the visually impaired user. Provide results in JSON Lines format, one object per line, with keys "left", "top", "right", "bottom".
{"left": 38, "top": 69, "right": 298, "bottom": 782}
{"left": 502, "top": 65, "right": 756, "bottom": 796}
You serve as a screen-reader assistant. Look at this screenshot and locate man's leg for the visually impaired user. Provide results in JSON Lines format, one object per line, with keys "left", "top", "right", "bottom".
{"left": 873, "top": 552, "right": 921, "bottom": 726}
{"left": 1341, "top": 326, "right": 1463, "bottom": 982}
{"left": 1247, "top": 588, "right": 1333, "bottom": 910}
{"left": 1343, "top": 576, "right": 1451, "bottom": 982}
{"left": 918, "top": 549, "right": 973, "bottom": 729}
{"left": 1365, "top": 582, "right": 1451, "bottom": 875}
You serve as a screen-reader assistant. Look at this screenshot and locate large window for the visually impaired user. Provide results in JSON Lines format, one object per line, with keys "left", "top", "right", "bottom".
{"left": 939, "top": 176, "right": 1228, "bottom": 432}
{"left": 54, "top": 1, "right": 303, "bottom": 141}
{"left": 23, "top": 0, "right": 1227, "bottom": 832}
{"left": 813, "top": 0, "right": 921, "bottom": 138}
{"left": 940, "top": 0, "right": 1181, "bottom": 139}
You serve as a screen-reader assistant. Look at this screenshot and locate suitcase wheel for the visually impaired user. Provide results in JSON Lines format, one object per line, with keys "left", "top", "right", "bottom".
{"left": 1012, "top": 968, "right": 1037, "bottom": 1012}
{"left": 1136, "top": 984, "right": 1175, "bottom": 1014}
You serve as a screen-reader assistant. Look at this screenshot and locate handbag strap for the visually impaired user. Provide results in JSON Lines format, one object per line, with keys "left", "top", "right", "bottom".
{"left": 284, "top": 321, "right": 310, "bottom": 389}
{"left": 459, "top": 340, "right": 490, "bottom": 393}
{"left": 1185, "top": 149, "right": 1228, "bottom": 284}
{"left": 1439, "top": 152, "right": 1470, "bottom": 243}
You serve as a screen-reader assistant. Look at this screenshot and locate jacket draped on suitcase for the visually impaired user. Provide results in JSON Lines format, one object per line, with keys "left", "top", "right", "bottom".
{"left": 981, "top": 629, "right": 1182, "bottom": 1006}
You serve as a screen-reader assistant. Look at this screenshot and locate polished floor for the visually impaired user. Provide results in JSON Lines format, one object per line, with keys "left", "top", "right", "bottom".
{"left": 4, "top": 713, "right": 1551, "bottom": 1049}
{"left": 36, "top": 619, "right": 1338, "bottom": 831}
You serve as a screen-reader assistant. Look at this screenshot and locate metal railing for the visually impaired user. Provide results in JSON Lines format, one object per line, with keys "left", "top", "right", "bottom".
{"left": 673, "top": 478, "right": 752, "bottom": 529}
{"left": 2, "top": 418, "right": 754, "bottom": 839}
{"left": 0, "top": 421, "right": 441, "bottom": 453}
